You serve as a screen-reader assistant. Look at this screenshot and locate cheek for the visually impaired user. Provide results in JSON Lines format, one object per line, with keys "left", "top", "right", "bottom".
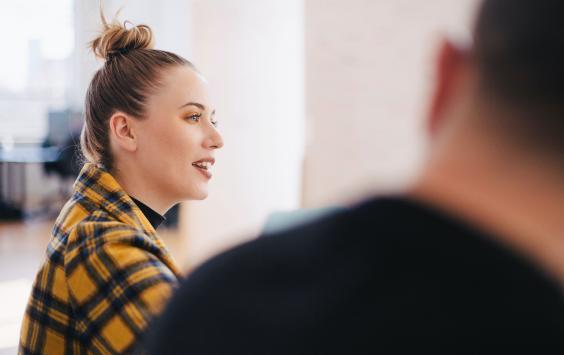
{"left": 143, "top": 120, "right": 183, "bottom": 149}
{"left": 140, "top": 131, "right": 174, "bottom": 163}
{"left": 173, "top": 125, "right": 202, "bottom": 155}
{"left": 151, "top": 125, "right": 202, "bottom": 165}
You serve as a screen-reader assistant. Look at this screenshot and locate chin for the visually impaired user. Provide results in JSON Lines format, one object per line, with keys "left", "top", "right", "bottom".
{"left": 185, "top": 189, "right": 208, "bottom": 201}
{"left": 192, "top": 194, "right": 208, "bottom": 201}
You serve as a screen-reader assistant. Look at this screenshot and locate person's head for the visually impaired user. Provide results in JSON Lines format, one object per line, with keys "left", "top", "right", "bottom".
{"left": 427, "top": 0, "right": 564, "bottom": 166}
{"left": 81, "top": 13, "right": 223, "bottom": 206}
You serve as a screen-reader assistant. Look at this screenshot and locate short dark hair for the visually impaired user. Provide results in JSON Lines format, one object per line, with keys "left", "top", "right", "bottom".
{"left": 473, "top": 0, "right": 564, "bottom": 152}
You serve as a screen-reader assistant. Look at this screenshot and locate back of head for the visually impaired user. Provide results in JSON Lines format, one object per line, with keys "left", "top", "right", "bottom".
{"left": 81, "top": 9, "right": 193, "bottom": 171}
{"left": 473, "top": 0, "right": 564, "bottom": 155}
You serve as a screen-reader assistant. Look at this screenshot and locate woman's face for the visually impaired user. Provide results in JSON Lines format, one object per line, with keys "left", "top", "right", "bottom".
{"left": 134, "top": 65, "right": 223, "bottom": 202}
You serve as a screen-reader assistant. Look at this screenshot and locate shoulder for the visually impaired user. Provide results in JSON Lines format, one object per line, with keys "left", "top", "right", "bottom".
{"left": 65, "top": 218, "right": 139, "bottom": 256}
{"left": 170, "top": 195, "right": 559, "bottom": 300}
{"left": 64, "top": 215, "right": 176, "bottom": 275}
{"left": 149, "top": 197, "right": 564, "bottom": 352}
{"left": 146, "top": 197, "right": 445, "bottom": 351}
{"left": 66, "top": 211, "right": 156, "bottom": 251}
{"left": 63, "top": 218, "right": 179, "bottom": 306}
{"left": 185, "top": 197, "right": 447, "bottom": 275}
{"left": 166, "top": 198, "right": 416, "bottom": 306}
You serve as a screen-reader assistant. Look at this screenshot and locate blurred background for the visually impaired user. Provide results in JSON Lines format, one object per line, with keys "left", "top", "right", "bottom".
{"left": 0, "top": 0, "right": 478, "bottom": 352}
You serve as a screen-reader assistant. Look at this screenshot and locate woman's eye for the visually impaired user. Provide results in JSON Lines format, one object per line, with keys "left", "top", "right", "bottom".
{"left": 186, "top": 114, "right": 201, "bottom": 122}
{"left": 211, "top": 120, "right": 219, "bottom": 128}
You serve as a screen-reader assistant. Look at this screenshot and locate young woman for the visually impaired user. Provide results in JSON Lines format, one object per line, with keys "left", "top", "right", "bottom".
{"left": 19, "top": 13, "right": 223, "bottom": 354}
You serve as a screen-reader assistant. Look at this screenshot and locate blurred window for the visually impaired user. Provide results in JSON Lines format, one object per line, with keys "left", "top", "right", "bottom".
{"left": 0, "top": 0, "right": 74, "bottom": 144}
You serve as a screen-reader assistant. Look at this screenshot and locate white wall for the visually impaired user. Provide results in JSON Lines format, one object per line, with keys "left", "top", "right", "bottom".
{"left": 180, "top": 0, "right": 305, "bottom": 270}
{"left": 70, "top": 0, "right": 192, "bottom": 110}
{"left": 303, "top": 0, "right": 479, "bottom": 207}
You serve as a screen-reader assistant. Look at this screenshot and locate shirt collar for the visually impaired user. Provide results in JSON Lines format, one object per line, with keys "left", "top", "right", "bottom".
{"left": 74, "top": 163, "right": 161, "bottom": 238}
{"left": 130, "top": 197, "right": 166, "bottom": 230}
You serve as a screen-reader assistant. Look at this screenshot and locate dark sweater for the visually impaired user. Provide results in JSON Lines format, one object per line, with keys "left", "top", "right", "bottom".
{"left": 145, "top": 197, "right": 564, "bottom": 354}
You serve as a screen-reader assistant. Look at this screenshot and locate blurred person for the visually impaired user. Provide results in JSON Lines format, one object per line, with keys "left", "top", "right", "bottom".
{"left": 18, "top": 9, "right": 223, "bottom": 355}
{"left": 145, "top": 0, "right": 564, "bottom": 353}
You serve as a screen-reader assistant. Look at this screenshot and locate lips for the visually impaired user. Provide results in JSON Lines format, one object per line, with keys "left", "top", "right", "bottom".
{"left": 192, "top": 161, "right": 212, "bottom": 170}
{"left": 192, "top": 158, "right": 215, "bottom": 179}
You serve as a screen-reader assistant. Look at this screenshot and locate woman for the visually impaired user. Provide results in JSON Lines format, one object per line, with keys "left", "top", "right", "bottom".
{"left": 19, "top": 13, "right": 223, "bottom": 354}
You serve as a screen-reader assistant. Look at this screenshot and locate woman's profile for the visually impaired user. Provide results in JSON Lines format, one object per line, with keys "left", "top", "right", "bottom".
{"left": 19, "top": 8, "right": 223, "bottom": 354}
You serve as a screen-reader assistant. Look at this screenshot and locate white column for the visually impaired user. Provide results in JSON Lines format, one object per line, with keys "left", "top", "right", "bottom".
{"left": 180, "top": 0, "right": 305, "bottom": 270}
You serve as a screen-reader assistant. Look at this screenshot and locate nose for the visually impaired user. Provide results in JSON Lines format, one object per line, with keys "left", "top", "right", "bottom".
{"left": 203, "top": 125, "right": 224, "bottom": 150}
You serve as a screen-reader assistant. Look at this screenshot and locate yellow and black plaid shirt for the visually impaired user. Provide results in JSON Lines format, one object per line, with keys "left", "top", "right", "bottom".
{"left": 19, "top": 163, "right": 182, "bottom": 354}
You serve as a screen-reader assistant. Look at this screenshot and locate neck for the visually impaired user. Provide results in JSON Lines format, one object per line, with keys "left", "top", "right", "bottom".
{"left": 410, "top": 130, "right": 564, "bottom": 283}
{"left": 110, "top": 161, "right": 174, "bottom": 216}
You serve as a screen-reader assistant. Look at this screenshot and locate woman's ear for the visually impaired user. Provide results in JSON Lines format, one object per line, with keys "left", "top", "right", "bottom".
{"left": 109, "top": 112, "right": 138, "bottom": 152}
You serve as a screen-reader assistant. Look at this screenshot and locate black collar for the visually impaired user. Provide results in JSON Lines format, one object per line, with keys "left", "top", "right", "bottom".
{"left": 130, "top": 197, "right": 166, "bottom": 230}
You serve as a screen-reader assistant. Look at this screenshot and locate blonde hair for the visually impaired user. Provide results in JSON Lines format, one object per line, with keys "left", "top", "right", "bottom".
{"left": 80, "top": 7, "right": 193, "bottom": 171}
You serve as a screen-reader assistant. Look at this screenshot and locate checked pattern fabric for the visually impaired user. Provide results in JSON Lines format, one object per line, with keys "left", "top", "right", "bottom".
{"left": 19, "top": 163, "right": 182, "bottom": 354}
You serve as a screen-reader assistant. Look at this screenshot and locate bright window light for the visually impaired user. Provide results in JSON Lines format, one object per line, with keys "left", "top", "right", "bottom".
{"left": 0, "top": 0, "right": 74, "bottom": 92}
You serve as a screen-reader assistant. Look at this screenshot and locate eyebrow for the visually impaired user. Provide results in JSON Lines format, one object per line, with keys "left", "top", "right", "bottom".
{"left": 178, "top": 102, "right": 216, "bottom": 115}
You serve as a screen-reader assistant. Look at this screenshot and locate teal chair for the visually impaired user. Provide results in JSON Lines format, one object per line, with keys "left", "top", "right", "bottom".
{"left": 262, "top": 206, "right": 347, "bottom": 234}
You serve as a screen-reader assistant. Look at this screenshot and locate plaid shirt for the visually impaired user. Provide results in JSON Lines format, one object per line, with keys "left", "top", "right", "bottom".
{"left": 19, "top": 163, "right": 182, "bottom": 354}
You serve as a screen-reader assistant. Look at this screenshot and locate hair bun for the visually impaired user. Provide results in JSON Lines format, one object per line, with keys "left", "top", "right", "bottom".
{"left": 91, "top": 14, "right": 154, "bottom": 60}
